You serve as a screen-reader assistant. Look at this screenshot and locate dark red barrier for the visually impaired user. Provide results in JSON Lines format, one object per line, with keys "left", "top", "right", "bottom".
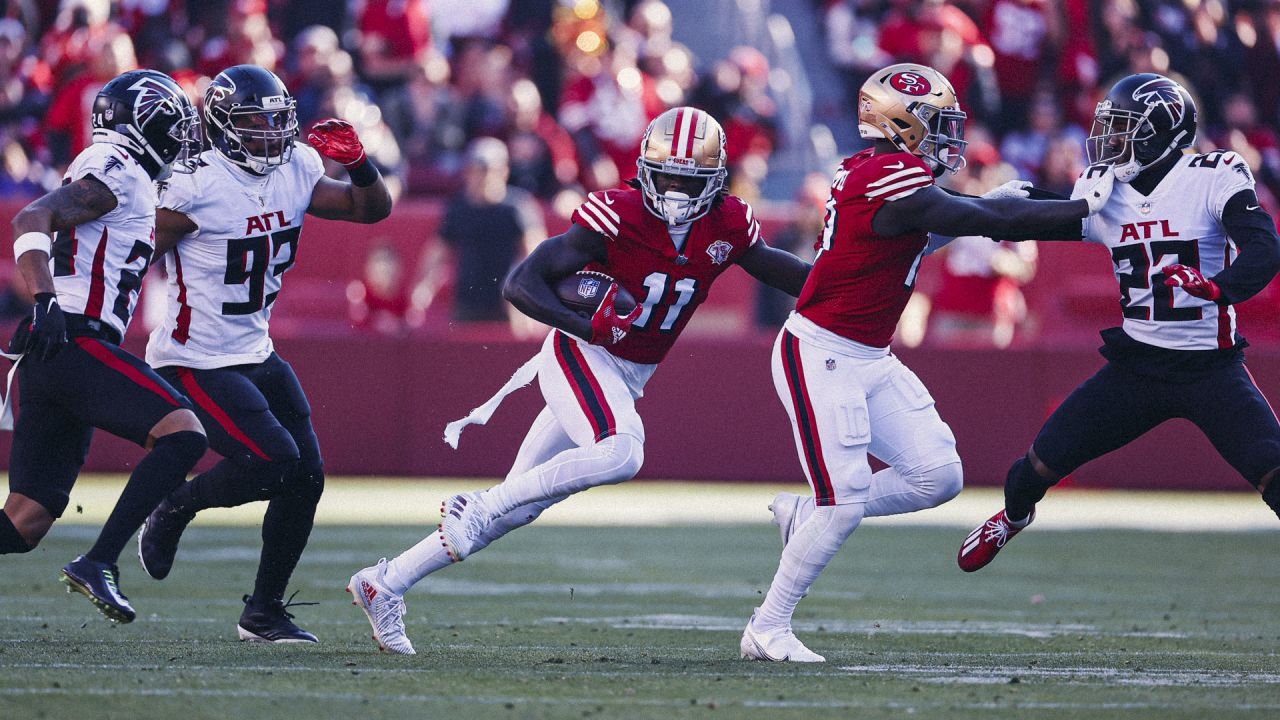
{"left": 1, "top": 331, "right": 1276, "bottom": 492}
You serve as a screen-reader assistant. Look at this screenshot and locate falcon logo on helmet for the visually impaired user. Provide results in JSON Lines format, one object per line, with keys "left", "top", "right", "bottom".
{"left": 204, "top": 64, "right": 299, "bottom": 175}
{"left": 91, "top": 69, "right": 201, "bottom": 180}
{"left": 858, "top": 63, "right": 967, "bottom": 175}
{"left": 636, "top": 107, "right": 728, "bottom": 225}
{"left": 1087, "top": 73, "right": 1197, "bottom": 183}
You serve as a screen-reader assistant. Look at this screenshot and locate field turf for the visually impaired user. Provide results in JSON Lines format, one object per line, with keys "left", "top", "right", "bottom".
{"left": 0, "top": 480, "right": 1277, "bottom": 719}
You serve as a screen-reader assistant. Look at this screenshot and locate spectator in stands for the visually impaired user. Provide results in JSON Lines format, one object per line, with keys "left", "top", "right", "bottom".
{"left": 308, "top": 49, "right": 406, "bottom": 200}
{"left": 347, "top": 244, "right": 415, "bottom": 335}
{"left": 755, "top": 172, "right": 826, "bottom": 328}
{"left": 928, "top": 157, "right": 1038, "bottom": 348}
{"left": 197, "top": 0, "right": 281, "bottom": 76}
{"left": 559, "top": 39, "right": 663, "bottom": 191}
{"left": 43, "top": 30, "right": 136, "bottom": 165}
{"left": 412, "top": 138, "right": 546, "bottom": 324}
{"left": 983, "top": 0, "right": 1062, "bottom": 133}
{"left": 1038, "top": 136, "right": 1086, "bottom": 198}
{"left": 505, "top": 77, "right": 577, "bottom": 199}
{"left": 355, "top": 0, "right": 431, "bottom": 141}
{"left": 1000, "top": 90, "right": 1086, "bottom": 182}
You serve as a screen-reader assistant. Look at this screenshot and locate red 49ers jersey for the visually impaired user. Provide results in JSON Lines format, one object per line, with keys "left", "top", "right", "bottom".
{"left": 571, "top": 186, "right": 761, "bottom": 364}
{"left": 796, "top": 149, "right": 935, "bottom": 347}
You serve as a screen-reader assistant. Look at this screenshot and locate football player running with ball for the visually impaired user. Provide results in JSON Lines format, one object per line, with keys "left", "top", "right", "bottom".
{"left": 1, "top": 70, "right": 208, "bottom": 623}
{"left": 347, "top": 107, "right": 811, "bottom": 654}
{"left": 957, "top": 73, "right": 1280, "bottom": 572}
{"left": 742, "top": 63, "right": 1115, "bottom": 662}
{"left": 136, "top": 65, "right": 392, "bottom": 643}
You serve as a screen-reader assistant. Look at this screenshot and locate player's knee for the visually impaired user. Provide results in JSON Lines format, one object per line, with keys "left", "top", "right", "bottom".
{"left": 922, "top": 461, "right": 963, "bottom": 507}
{"left": 282, "top": 463, "right": 324, "bottom": 504}
{"left": 600, "top": 433, "right": 644, "bottom": 482}
{"left": 150, "top": 408, "right": 205, "bottom": 440}
{"left": 152, "top": 430, "right": 209, "bottom": 468}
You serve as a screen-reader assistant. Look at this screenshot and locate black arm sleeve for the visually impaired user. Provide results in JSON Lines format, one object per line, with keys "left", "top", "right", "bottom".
{"left": 936, "top": 186, "right": 1084, "bottom": 241}
{"left": 1214, "top": 189, "right": 1280, "bottom": 305}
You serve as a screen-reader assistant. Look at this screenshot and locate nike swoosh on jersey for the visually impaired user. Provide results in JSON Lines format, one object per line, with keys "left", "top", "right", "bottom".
{"left": 884, "top": 162, "right": 905, "bottom": 170}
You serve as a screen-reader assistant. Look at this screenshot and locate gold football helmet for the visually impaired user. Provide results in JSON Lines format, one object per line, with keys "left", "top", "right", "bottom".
{"left": 636, "top": 106, "right": 727, "bottom": 224}
{"left": 859, "top": 63, "right": 967, "bottom": 174}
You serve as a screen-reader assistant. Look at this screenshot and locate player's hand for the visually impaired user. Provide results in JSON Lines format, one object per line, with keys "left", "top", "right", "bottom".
{"left": 1072, "top": 166, "right": 1115, "bottom": 214}
{"left": 307, "top": 118, "right": 366, "bottom": 167}
{"left": 982, "top": 180, "right": 1032, "bottom": 200}
{"left": 26, "top": 293, "right": 67, "bottom": 361}
{"left": 1162, "top": 263, "right": 1223, "bottom": 302}
{"left": 588, "top": 282, "right": 642, "bottom": 346}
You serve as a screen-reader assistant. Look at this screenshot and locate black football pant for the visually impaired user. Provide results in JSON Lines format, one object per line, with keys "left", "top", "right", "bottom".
{"left": 1010, "top": 360, "right": 1280, "bottom": 519}
{"left": 8, "top": 331, "right": 204, "bottom": 562}
{"left": 159, "top": 353, "right": 324, "bottom": 603}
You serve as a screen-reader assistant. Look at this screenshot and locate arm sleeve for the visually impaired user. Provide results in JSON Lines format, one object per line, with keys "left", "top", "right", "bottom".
{"left": 1213, "top": 189, "right": 1280, "bottom": 305}
{"left": 939, "top": 185, "right": 1084, "bottom": 242}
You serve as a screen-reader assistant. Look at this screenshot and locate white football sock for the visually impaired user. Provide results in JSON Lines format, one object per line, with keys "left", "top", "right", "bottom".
{"left": 754, "top": 502, "right": 865, "bottom": 631}
{"left": 485, "top": 433, "right": 644, "bottom": 516}
{"left": 380, "top": 407, "right": 576, "bottom": 595}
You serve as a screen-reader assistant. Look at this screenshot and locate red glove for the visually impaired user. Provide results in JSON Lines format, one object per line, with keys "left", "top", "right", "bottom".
{"left": 1162, "top": 263, "right": 1222, "bottom": 302}
{"left": 588, "top": 282, "right": 642, "bottom": 346}
{"left": 306, "top": 118, "right": 366, "bottom": 167}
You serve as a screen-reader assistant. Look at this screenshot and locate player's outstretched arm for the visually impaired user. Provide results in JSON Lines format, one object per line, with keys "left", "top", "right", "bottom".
{"left": 305, "top": 119, "right": 393, "bottom": 223}
{"left": 736, "top": 242, "right": 811, "bottom": 297}
{"left": 502, "top": 224, "right": 608, "bottom": 340}
{"left": 874, "top": 184, "right": 1092, "bottom": 241}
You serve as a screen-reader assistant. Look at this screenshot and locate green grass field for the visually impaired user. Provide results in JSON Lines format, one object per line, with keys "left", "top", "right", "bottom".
{"left": 1, "top": 479, "right": 1278, "bottom": 719}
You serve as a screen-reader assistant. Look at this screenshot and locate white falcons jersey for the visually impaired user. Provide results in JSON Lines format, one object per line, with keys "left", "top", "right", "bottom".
{"left": 1078, "top": 149, "right": 1255, "bottom": 351}
{"left": 51, "top": 143, "right": 157, "bottom": 337}
{"left": 146, "top": 145, "right": 325, "bottom": 369}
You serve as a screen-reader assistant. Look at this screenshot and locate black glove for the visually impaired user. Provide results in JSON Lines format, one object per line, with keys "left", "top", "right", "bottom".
{"left": 27, "top": 292, "right": 67, "bottom": 361}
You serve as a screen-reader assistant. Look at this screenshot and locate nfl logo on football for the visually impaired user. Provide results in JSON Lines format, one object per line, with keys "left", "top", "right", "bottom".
{"left": 578, "top": 278, "right": 601, "bottom": 299}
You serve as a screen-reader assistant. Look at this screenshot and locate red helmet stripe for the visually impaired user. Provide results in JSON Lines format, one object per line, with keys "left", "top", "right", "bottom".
{"left": 670, "top": 108, "right": 687, "bottom": 158}
{"left": 684, "top": 110, "right": 699, "bottom": 158}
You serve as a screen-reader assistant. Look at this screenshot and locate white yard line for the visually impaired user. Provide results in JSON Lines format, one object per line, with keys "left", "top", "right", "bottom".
{"left": 45, "top": 477, "right": 1280, "bottom": 531}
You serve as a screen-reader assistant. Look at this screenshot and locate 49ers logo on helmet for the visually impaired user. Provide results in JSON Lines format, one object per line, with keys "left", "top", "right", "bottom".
{"left": 889, "top": 72, "right": 932, "bottom": 96}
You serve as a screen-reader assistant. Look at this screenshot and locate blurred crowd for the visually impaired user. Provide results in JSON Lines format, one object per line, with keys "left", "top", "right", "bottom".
{"left": 0, "top": 0, "right": 779, "bottom": 204}
{"left": 3, "top": 0, "right": 1280, "bottom": 347}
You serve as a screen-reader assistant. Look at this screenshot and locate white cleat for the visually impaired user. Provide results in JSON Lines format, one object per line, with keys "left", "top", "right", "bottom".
{"left": 347, "top": 558, "right": 416, "bottom": 655}
{"left": 739, "top": 615, "right": 825, "bottom": 663}
{"left": 769, "top": 492, "right": 807, "bottom": 546}
{"left": 439, "top": 492, "right": 491, "bottom": 562}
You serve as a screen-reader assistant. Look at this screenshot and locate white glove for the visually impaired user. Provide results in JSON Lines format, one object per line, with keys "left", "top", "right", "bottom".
{"left": 982, "top": 180, "right": 1032, "bottom": 199}
{"left": 1072, "top": 166, "right": 1115, "bottom": 214}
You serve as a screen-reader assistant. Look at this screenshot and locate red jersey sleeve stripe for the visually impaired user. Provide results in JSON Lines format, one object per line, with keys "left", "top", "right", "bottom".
{"left": 579, "top": 202, "right": 619, "bottom": 236}
{"left": 866, "top": 176, "right": 933, "bottom": 198}
{"left": 867, "top": 166, "right": 928, "bottom": 188}
{"left": 587, "top": 194, "right": 620, "bottom": 223}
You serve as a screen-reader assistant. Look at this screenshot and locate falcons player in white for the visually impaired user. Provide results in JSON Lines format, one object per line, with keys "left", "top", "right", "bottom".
{"left": 958, "top": 73, "right": 1280, "bottom": 572}
{"left": 2, "top": 70, "right": 208, "bottom": 624}
{"left": 135, "top": 65, "right": 391, "bottom": 643}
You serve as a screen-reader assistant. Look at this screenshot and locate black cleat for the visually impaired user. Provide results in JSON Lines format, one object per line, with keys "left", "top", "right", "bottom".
{"left": 138, "top": 499, "right": 195, "bottom": 580}
{"left": 60, "top": 555, "right": 136, "bottom": 623}
{"left": 236, "top": 593, "right": 319, "bottom": 644}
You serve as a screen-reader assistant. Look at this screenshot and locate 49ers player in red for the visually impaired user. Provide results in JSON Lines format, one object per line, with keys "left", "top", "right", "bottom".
{"left": 345, "top": 107, "right": 811, "bottom": 654}
{"left": 740, "top": 64, "right": 1116, "bottom": 662}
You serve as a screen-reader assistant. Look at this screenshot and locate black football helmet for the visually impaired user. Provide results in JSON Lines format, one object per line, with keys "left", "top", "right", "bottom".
{"left": 1086, "top": 73, "right": 1197, "bottom": 182}
{"left": 204, "top": 65, "right": 299, "bottom": 175}
{"left": 91, "top": 69, "right": 200, "bottom": 179}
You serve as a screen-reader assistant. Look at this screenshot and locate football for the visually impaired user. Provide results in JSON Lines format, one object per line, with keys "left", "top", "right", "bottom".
{"left": 554, "top": 271, "right": 638, "bottom": 318}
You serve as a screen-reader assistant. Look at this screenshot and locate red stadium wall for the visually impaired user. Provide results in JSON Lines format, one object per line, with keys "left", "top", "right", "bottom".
{"left": 0, "top": 199, "right": 1277, "bottom": 491}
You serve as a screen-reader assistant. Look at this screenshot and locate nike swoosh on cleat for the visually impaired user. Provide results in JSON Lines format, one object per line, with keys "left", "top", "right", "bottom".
{"left": 1247, "top": 205, "right": 1261, "bottom": 211}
